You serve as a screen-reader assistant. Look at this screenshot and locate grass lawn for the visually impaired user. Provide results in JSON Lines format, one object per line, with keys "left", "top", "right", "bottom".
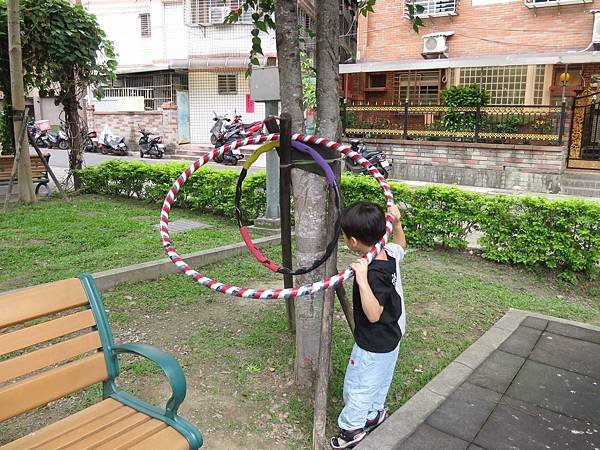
{"left": 0, "top": 194, "right": 272, "bottom": 292}
{"left": 2, "top": 245, "right": 597, "bottom": 449}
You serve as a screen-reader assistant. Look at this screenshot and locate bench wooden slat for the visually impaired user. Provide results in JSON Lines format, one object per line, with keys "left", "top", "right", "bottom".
{"left": 0, "top": 309, "right": 96, "bottom": 357}
{"left": 0, "top": 154, "right": 49, "bottom": 182}
{"left": 35, "top": 406, "right": 137, "bottom": 450}
{"left": 129, "top": 427, "right": 190, "bottom": 450}
{"left": 65, "top": 413, "right": 152, "bottom": 450}
{"left": 0, "top": 352, "right": 108, "bottom": 421}
{"left": 0, "top": 399, "right": 123, "bottom": 450}
{"left": 0, "top": 279, "right": 90, "bottom": 328}
{"left": 93, "top": 419, "right": 168, "bottom": 450}
{"left": 0, "top": 331, "right": 102, "bottom": 383}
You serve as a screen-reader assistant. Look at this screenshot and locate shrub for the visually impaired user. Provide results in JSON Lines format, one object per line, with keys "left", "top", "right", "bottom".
{"left": 79, "top": 161, "right": 600, "bottom": 277}
{"left": 478, "top": 195, "right": 600, "bottom": 278}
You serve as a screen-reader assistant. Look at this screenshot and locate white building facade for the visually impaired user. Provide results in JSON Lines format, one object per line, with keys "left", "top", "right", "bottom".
{"left": 82, "top": 0, "right": 278, "bottom": 144}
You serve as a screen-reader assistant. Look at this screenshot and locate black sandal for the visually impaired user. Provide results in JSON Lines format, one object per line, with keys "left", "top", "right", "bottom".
{"left": 330, "top": 428, "right": 367, "bottom": 449}
{"left": 365, "top": 409, "right": 388, "bottom": 433}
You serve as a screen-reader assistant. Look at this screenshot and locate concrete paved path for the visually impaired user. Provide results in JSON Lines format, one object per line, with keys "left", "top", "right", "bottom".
{"left": 362, "top": 310, "right": 600, "bottom": 450}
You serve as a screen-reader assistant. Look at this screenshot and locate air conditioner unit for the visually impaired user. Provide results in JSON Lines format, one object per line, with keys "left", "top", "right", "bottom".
{"left": 422, "top": 32, "right": 454, "bottom": 55}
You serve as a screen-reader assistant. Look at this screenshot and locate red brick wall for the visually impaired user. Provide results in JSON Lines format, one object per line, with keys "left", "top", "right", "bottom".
{"left": 86, "top": 102, "right": 179, "bottom": 152}
{"left": 358, "top": 1, "right": 598, "bottom": 62}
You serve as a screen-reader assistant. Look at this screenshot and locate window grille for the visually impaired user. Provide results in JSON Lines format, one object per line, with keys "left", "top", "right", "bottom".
{"left": 218, "top": 74, "right": 237, "bottom": 95}
{"left": 140, "top": 13, "right": 151, "bottom": 38}
{"left": 393, "top": 70, "right": 441, "bottom": 105}
{"left": 185, "top": 0, "right": 253, "bottom": 25}
{"left": 404, "top": 0, "right": 457, "bottom": 18}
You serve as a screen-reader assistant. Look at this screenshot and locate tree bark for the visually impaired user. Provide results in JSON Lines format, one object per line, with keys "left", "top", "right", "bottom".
{"left": 7, "top": 0, "right": 35, "bottom": 203}
{"left": 311, "top": 0, "right": 341, "bottom": 446}
{"left": 316, "top": 0, "right": 341, "bottom": 139}
{"left": 63, "top": 78, "right": 83, "bottom": 189}
{"left": 274, "top": 0, "right": 304, "bottom": 131}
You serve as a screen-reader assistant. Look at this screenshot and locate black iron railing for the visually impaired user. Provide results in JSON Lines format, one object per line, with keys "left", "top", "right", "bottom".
{"left": 342, "top": 102, "right": 566, "bottom": 146}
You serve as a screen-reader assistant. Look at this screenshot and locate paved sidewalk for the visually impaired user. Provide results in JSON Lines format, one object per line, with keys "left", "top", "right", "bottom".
{"left": 362, "top": 310, "right": 600, "bottom": 450}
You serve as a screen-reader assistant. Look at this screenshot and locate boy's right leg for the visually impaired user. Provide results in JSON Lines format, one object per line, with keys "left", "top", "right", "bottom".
{"left": 367, "top": 343, "right": 400, "bottom": 422}
{"left": 338, "top": 344, "right": 378, "bottom": 432}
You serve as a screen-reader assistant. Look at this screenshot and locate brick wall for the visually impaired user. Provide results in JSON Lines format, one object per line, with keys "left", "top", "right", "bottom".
{"left": 86, "top": 102, "right": 179, "bottom": 153}
{"left": 358, "top": 1, "right": 597, "bottom": 62}
{"left": 363, "top": 139, "right": 567, "bottom": 192}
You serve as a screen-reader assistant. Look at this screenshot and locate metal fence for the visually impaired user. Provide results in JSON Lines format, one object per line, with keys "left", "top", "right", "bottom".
{"left": 342, "top": 103, "right": 566, "bottom": 146}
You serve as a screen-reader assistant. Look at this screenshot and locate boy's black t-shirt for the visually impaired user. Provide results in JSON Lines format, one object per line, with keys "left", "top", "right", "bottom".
{"left": 353, "top": 254, "right": 402, "bottom": 353}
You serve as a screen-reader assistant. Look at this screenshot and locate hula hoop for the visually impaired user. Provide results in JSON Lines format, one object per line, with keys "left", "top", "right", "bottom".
{"left": 160, "top": 133, "right": 395, "bottom": 299}
{"left": 235, "top": 141, "right": 342, "bottom": 276}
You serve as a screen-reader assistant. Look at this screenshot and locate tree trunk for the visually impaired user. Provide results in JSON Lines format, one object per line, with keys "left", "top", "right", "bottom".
{"left": 316, "top": 0, "right": 341, "bottom": 139}
{"left": 274, "top": 0, "right": 304, "bottom": 131}
{"left": 311, "top": 0, "right": 341, "bottom": 446}
{"left": 63, "top": 78, "right": 83, "bottom": 189}
{"left": 7, "top": 0, "right": 35, "bottom": 203}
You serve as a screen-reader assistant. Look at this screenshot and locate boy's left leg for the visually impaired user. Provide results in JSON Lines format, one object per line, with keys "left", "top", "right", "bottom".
{"left": 367, "top": 344, "right": 400, "bottom": 424}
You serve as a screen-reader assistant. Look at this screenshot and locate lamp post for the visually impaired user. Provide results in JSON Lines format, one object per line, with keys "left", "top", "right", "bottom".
{"left": 558, "top": 68, "right": 570, "bottom": 145}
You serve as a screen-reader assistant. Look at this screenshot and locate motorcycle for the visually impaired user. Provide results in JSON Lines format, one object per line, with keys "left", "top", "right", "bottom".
{"left": 98, "top": 125, "right": 128, "bottom": 156}
{"left": 210, "top": 113, "right": 244, "bottom": 166}
{"left": 138, "top": 128, "right": 165, "bottom": 159}
{"left": 82, "top": 130, "right": 99, "bottom": 153}
{"left": 28, "top": 120, "right": 69, "bottom": 150}
{"left": 230, "top": 112, "right": 266, "bottom": 136}
{"left": 344, "top": 140, "right": 391, "bottom": 179}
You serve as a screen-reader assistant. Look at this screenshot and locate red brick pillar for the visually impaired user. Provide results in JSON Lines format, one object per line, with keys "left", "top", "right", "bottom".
{"left": 161, "top": 101, "right": 178, "bottom": 153}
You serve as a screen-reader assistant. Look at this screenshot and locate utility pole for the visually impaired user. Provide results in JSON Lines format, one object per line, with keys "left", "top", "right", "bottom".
{"left": 7, "top": 0, "right": 35, "bottom": 203}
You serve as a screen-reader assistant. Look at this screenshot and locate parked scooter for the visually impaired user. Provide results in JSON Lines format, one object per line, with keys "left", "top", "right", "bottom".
{"left": 28, "top": 120, "right": 69, "bottom": 150}
{"left": 138, "top": 128, "right": 165, "bottom": 159}
{"left": 344, "top": 140, "right": 391, "bottom": 179}
{"left": 98, "top": 125, "right": 128, "bottom": 156}
{"left": 210, "top": 113, "right": 244, "bottom": 165}
{"left": 82, "top": 130, "right": 99, "bottom": 153}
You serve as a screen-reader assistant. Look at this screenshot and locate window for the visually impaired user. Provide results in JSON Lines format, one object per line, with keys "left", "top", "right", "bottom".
{"left": 393, "top": 70, "right": 441, "bottom": 104}
{"left": 368, "top": 74, "right": 387, "bottom": 89}
{"left": 218, "top": 74, "right": 237, "bottom": 95}
{"left": 404, "top": 0, "right": 457, "bottom": 18}
{"left": 187, "top": 0, "right": 252, "bottom": 25}
{"left": 533, "top": 65, "right": 546, "bottom": 105}
{"left": 140, "top": 13, "right": 151, "bottom": 38}
{"left": 459, "top": 66, "right": 528, "bottom": 105}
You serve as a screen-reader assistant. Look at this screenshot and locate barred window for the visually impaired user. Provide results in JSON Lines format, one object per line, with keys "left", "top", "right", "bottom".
{"left": 187, "top": 0, "right": 252, "bottom": 25}
{"left": 393, "top": 70, "right": 441, "bottom": 105}
{"left": 404, "top": 0, "right": 457, "bottom": 18}
{"left": 218, "top": 74, "right": 237, "bottom": 95}
{"left": 459, "top": 66, "right": 528, "bottom": 105}
{"left": 140, "top": 13, "right": 151, "bottom": 38}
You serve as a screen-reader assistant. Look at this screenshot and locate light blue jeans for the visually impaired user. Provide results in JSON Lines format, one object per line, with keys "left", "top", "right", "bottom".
{"left": 338, "top": 343, "right": 400, "bottom": 430}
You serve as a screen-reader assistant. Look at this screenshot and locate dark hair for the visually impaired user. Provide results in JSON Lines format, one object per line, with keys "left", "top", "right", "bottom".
{"left": 341, "top": 202, "right": 386, "bottom": 246}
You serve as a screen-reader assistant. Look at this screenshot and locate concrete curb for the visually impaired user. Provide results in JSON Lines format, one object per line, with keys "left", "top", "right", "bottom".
{"left": 92, "top": 234, "right": 281, "bottom": 291}
{"left": 359, "top": 309, "right": 600, "bottom": 449}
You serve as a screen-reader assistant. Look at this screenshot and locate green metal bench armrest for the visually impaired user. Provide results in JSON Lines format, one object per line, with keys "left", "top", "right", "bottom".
{"left": 112, "top": 343, "right": 186, "bottom": 419}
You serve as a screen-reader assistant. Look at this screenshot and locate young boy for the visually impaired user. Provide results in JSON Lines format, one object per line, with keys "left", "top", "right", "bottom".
{"left": 331, "top": 201, "right": 407, "bottom": 449}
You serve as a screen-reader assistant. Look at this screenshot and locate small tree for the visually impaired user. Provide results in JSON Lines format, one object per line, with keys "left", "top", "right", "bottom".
{"left": 0, "top": 0, "right": 117, "bottom": 187}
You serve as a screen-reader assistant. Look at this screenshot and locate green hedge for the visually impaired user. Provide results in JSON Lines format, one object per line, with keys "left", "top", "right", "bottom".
{"left": 79, "top": 160, "right": 600, "bottom": 278}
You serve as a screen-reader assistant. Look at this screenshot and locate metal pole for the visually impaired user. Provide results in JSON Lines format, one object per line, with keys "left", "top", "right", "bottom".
{"left": 403, "top": 100, "right": 409, "bottom": 140}
{"left": 474, "top": 104, "right": 481, "bottom": 143}
{"left": 558, "top": 101, "right": 566, "bottom": 146}
{"left": 264, "top": 100, "right": 280, "bottom": 220}
{"left": 279, "top": 113, "right": 295, "bottom": 332}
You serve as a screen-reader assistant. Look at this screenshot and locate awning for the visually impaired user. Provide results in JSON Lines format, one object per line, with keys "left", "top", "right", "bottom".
{"left": 116, "top": 64, "right": 170, "bottom": 75}
{"left": 170, "top": 56, "right": 269, "bottom": 70}
{"left": 339, "top": 51, "right": 600, "bottom": 73}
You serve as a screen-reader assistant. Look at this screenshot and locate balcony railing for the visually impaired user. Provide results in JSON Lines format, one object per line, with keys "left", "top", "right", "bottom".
{"left": 342, "top": 102, "right": 567, "bottom": 146}
{"left": 524, "top": 0, "right": 592, "bottom": 8}
{"left": 404, "top": 0, "right": 458, "bottom": 18}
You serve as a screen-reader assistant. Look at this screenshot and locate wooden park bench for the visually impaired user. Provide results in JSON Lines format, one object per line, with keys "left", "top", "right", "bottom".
{"left": 0, "top": 275, "right": 203, "bottom": 449}
{"left": 0, "top": 153, "right": 51, "bottom": 194}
